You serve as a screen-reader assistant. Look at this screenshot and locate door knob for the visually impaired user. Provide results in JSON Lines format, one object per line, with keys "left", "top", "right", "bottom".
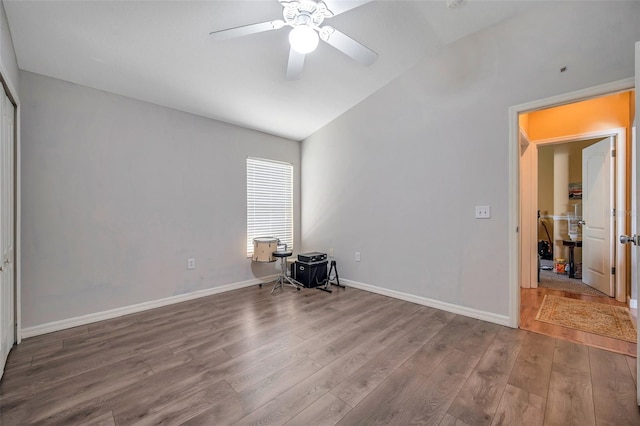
{"left": 620, "top": 234, "right": 639, "bottom": 245}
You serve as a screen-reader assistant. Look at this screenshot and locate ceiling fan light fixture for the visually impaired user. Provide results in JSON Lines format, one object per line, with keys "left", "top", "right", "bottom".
{"left": 289, "top": 25, "right": 319, "bottom": 54}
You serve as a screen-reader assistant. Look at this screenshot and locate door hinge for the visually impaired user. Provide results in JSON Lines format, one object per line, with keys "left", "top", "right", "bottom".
{"left": 611, "top": 267, "right": 616, "bottom": 275}
{"left": 611, "top": 149, "right": 616, "bottom": 157}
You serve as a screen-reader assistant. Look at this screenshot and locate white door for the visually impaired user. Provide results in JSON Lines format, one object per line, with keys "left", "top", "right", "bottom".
{"left": 0, "top": 90, "right": 15, "bottom": 376}
{"left": 581, "top": 137, "right": 615, "bottom": 296}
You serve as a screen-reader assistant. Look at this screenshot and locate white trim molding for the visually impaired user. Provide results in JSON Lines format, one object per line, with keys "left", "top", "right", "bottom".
{"left": 342, "top": 279, "right": 511, "bottom": 327}
{"left": 21, "top": 275, "right": 278, "bottom": 339}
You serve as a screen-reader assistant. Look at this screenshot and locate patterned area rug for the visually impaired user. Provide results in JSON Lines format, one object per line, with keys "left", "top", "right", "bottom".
{"left": 535, "top": 295, "right": 637, "bottom": 343}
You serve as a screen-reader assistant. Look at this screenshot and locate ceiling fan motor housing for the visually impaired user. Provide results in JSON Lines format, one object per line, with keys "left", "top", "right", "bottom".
{"left": 281, "top": 0, "right": 333, "bottom": 29}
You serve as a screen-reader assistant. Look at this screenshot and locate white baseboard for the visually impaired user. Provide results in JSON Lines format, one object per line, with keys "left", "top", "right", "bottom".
{"left": 21, "top": 275, "right": 278, "bottom": 339}
{"left": 342, "top": 279, "right": 512, "bottom": 327}
{"left": 630, "top": 298, "right": 638, "bottom": 309}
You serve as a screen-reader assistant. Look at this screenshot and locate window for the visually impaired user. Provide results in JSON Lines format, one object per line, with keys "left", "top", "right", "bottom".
{"left": 246, "top": 157, "right": 293, "bottom": 257}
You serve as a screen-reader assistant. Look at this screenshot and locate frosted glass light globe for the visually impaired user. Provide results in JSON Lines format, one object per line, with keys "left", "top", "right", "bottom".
{"left": 289, "top": 25, "right": 319, "bottom": 54}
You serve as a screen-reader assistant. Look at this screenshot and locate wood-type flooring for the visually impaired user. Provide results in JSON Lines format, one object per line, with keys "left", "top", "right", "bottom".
{"left": 1, "top": 285, "right": 639, "bottom": 425}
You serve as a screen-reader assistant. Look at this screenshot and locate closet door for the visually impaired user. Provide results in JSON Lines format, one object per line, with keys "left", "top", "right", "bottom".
{"left": 0, "top": 89, "right": 15, "bottom": 376}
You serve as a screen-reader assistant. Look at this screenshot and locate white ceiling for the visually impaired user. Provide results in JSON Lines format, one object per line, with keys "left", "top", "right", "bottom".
{"left": 4, "top": 0, "right": 542, "bottom": 140}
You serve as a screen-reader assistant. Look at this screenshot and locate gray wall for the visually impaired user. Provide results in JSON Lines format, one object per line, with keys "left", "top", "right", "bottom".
{"left": 20, "top": 71, "right": 300, "bottom": 328}
{"left": 0, "top": 0, "right": 18, "bottom": 91}
{"left": 301, "top": 2, "right": 640, "bottom": 317}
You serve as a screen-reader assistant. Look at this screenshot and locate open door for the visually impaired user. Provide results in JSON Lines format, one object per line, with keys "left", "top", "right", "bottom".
{"left": 582, "top": 137, "right": 616, "bottom": 296}
{"left": 635, "top": 39, "right": 639, "bottom": 408}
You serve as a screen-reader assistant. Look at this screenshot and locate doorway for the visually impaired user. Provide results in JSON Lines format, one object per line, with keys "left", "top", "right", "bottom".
{"left": 516, "top": 89, "right": 636, "bottom": 354}
{"left": 537, "top": 136, "right": 616, "bottom": 297}
{"left": 519, "top": 91, "right": 633, "bottom": 302}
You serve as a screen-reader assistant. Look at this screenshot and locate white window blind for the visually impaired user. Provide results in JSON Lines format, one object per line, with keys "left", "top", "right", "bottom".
{"left": 247, "top": 157, "right": 293, "bottom": 257}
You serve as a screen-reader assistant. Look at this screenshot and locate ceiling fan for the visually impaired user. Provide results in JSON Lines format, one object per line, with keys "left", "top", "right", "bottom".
{"left": 209, "top": 0, "right": 378, "bottom": 80}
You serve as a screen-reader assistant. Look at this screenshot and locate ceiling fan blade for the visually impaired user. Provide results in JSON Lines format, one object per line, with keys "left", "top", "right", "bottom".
{"left": 209, "top": 20, "right": 284, "bottom": 40}
{"left": 286, "top": 48, "right": 305, "bottom": 80}
{"left": 323, "top": 0, "right": 374, "bottom": 16}
{"left": 322, "top": 28, "right": 377, "bottom": 66}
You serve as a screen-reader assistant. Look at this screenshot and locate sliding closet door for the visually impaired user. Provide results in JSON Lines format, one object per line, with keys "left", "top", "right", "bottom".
{"left": 0, "top": 89, "right": 15, "bottom": 376}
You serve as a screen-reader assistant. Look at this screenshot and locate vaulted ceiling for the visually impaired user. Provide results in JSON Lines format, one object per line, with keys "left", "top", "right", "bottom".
{"left": 4, "top": 0, "right": 542, "bottom": 140}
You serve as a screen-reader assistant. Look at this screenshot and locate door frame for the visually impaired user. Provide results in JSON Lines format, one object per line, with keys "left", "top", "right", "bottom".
{"left": 508, "top": 77, "right": 635, "bottom": 327}
{"left": 524, "top": 130, "right": 626, "bottom": 300}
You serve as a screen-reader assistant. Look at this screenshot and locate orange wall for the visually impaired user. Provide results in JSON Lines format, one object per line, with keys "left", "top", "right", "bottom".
{"left": 526, "top": 92, "right": 631, "bottom": 140}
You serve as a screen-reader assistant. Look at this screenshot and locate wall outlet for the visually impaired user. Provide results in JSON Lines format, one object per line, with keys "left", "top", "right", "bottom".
{"left": 329, "top": 248, "right": 334, "bottom": 257}
{"left": 355, "top": 251, "right": 361, "bottom": 262}
{"left": 475, "top": 205, "right": 491, "bottom": 219}
{"left": 187, "top": 258, "right": 196, "bottom": 269}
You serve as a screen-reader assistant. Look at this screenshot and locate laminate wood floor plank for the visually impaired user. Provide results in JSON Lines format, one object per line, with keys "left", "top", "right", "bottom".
{"left": 232, "top": 327, "right": 399, "bottom": 425}
{"left": 625, "top": 355, "right": 637, "bottom": 386}
{"left": 0, "top": 349, "right": 158, "bottom": 424}
{"left": 402, "top": 336, "right": 453, "bottom": 379}
{"left": 589, "top": 346, "right": 640, "bottom": 425}
{"left": 544, "top": 343, "right": 595, "bottom": 426}
{"left": 6, "top": 324, "right": 87, "bottom": 361}
{"left": 209, "top": 298, "right": 396, "bottom": 390}
{"left": 429, "top": 313, "right": 480, "bottom": 347}
{"left": 447, "top": 327, "right": 527, "bottom": 425}
{"left": 182, "top": 307, "right": 292, "bottom": 340}
{"left": 284, "top": 392, "right": 351, "bottom": 426}
{"left": 440, "top": 413, "right": 472, "bottom": 426}
{"left": 491, "top": 384, "right": 546, "bottom": 426}
{"left": 219, "top": 296, "right": 363, "bottom": 359}
{"left": 4, "top": 330, "right": 185, "bottom": 395}
{"left": 224, "top": 301, "right": 414, "bottom": 393}
{"left": 182, "top": 393, "right": 248, "bottom": 426}
{"left": 82, "top": 411, "right": 116, "bottom": 426}
{"left": 64, "top": 307, "right": 210, "bottom": 348}
{"left": 387, "top": 349, "right": 480, "bottom": 426}
{"left": 306, "top": 299, "right": 409, "bottom": 365}
{"left": 112, "top": 375, "right": 235, "bottom": 426}
{"left": 33, "top": 350, "right": 234, "bottom": 425}
{"left": 43, "top": 325, "right": 196, "bottom": 373}
{"left": 291, "top": 292, "right": 396, "bottom": 340}
{"left": 2, "top": 350, "right": 31, "bottom": 370}
{"left": 168, "top": 321, "right": 262, "bottom": 354}
{"left": 507, "top": 332, "right": 555, "bottom": 398}
{"left": 186, "top": 356, "right": 324, "bottom": 425}
{"left": 475, "top": 327, "right": 528, "bottom": 375}
{"left": 335, "top": 366, "right": 425, "bottom": 425}
{"left": 131, "top": 381, "right": 251, "bottom": 426}
{"left": 450, "top": 320, "right": 502, "bottom": 358}
{"left": 2, "top": 285, "right": 639, "bottom": 426}
{"left": 330, "top": 310, "right": 448, "bottom": 407}
{"left": 233, "top": 303, "right": 430, "bottom": 425}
